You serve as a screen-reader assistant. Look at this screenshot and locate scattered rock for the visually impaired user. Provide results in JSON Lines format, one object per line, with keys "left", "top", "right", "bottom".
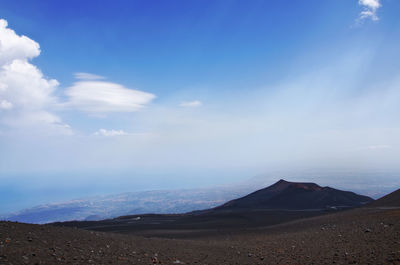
{"left": 0, "top": 207, "right": 398, "bottom": 265}
{"left": 152, "top": 255, "right": 159, "bottom": 264}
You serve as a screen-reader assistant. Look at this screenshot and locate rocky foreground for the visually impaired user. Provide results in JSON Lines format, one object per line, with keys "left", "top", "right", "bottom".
{"left": 1, "top": 208, "right": 399, "bottom": 264}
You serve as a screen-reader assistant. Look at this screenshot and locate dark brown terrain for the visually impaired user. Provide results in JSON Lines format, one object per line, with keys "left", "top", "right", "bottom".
{"left": 369, "top": 189, "right": 400, "bottom": 208}
{"left": 1, "top": 208, "right": 399, "bottom": 264}
{"left": 1, "top": 181, "right": 399, "bottom": 265}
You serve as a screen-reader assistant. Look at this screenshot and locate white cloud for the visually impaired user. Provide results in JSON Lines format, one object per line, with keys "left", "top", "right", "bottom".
{"left": 0, "top": 19, "right": 70, "bottom": 133}
{"left": 65, "top": 80, "right": 155, "bottom": 113}
{"left": 0, "top": 18, "right": 155, "bottom": 135}
{"left": 74, "top": 72, "right": 105, "bottom": 80}
{"left": 0, "top": 19, "right": 40, "bottom": 65}
{"left": 358, "top": 0, "right": 381, "bottom": 21}
{"left": 179, "top": 100, "right": 202, "bottom": 108}
{"left": 94, "top": 128, "right": 128, "bottom": 136}
{"left": 0, "top": 99, "right": 12, "bottom": 110}
{"left": 367, "top": 145, "right": 392, "bottom": 150}
{"left": 360, "top": 0, "right": 381, "bottom": 9}
{"left": 2, "top": 111, "right": 70, "bottom": 131}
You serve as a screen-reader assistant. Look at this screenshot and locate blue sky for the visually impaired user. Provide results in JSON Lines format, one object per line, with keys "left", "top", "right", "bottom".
{"left": 1, "top": 0, "right": 400, "bottom": 213}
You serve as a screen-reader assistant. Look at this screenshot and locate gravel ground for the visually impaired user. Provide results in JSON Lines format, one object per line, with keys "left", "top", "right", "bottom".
{"left": 1, "top": 208, "right": 399, "bottom": 264}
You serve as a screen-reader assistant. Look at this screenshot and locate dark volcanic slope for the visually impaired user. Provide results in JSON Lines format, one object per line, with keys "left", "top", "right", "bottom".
{"left": 57, "top": 210, "right": 325, "bottom": 238}
{"left": 1, "top": 208, "right": 400, "bottom": 264}
{"left": 216, "top": 179, "right": 373, "bottom": 210}
{"left": 55, "top": 180, "right": 373, "bottom": 238}
{"left": 369, "top": 188, "right": 400, "bottom": 207}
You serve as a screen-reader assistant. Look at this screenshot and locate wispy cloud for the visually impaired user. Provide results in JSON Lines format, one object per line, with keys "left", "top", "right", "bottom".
{"left": 94, "top": 128, "right": 128, "bottom": 136}
{"left": 367, "top": 145, "right": 392, "bottom": 150}
{"left": 74, "top": 72, "right": 105, "bottom": 80}
{"left": 358, "top": 0, "right": 381, "bottom": 22}
{"left": 179, "top": 100, "right": 202, "bottom": 108}
{"left": 65, "top": 80, "right": 155, "bottom": 113}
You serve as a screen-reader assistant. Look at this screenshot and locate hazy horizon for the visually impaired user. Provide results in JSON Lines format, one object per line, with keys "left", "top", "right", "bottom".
{"left": 1, "top": 0, "right": 400, "bottom": 214}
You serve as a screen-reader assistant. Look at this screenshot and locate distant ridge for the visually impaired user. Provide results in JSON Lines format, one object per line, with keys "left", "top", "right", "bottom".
{"left": 215, "top": 179, "right": 373, "bottom": 210}
{"left": 368, "top": 188, "right": 400, "bottom": 207}
{"left": 55, "top": 179, "right": 376, "bottom": 236}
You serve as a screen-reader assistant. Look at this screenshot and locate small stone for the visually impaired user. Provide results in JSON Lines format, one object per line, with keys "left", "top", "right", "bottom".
{"left": 152, "top": 256, "right": 159, "bottom": 264}
{"left": 248, "top": 253, "right": 253, "bottom": 257}
{"left": 365, "top": 228, "right": 372, "bottom": 233}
